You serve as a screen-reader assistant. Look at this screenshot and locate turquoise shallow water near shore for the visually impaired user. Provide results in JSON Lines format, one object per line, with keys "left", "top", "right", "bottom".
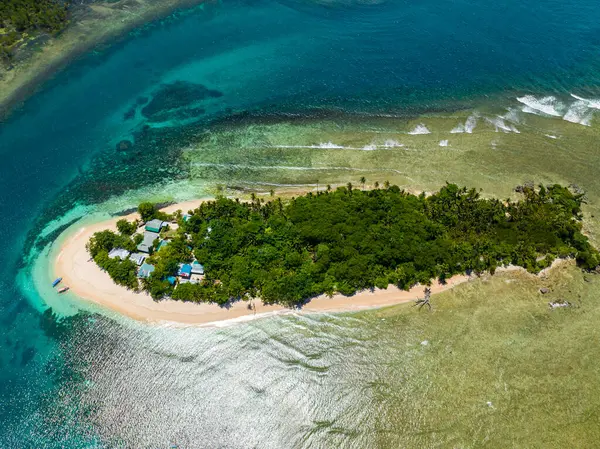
{"left": 2, "top": 0, "right": 600, "bottom": 445}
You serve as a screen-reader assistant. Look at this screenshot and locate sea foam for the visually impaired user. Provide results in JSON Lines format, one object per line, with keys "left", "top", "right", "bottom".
{"left": 563, "top": 100, "right": 593, "bottom": 126}
{"left": 408, "top": 124, "right": 431, "bottom": 135}
{"left": 450, "top": 115, "right": 477, "bottom": 133}
{"left": 517, "top": 95, "right": 564, "bottom": 117}
{"left": 383, "top": 139, "right": 403, "bottom": 148}
{"left": 516, "top": 94, "right": 598, "bottom": 126}
{"left": 571, "top": 94, "right": 600, "bottom": 110}
{"left": 486, "top": 117, "right": 520, "bottom": 133}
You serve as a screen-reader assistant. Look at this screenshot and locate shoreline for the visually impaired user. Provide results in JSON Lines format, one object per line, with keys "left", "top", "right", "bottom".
{"left": 0, "top": 0, "right": 206, "bottom": 119}
{"left": 52, "top": 199, "right": 471, "bottom": 326}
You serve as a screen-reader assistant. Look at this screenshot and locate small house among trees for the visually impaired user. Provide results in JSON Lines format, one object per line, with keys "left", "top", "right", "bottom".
{"left": 145, "top": 219, "right": 164, "bottom": 233}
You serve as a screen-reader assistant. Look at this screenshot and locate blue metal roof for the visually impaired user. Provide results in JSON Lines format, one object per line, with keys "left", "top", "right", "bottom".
{"left": 179, "top": 264, "right": 192, "bottom": 275}
{"left": 138, "top": 263, "right": 155, "bottom": 278}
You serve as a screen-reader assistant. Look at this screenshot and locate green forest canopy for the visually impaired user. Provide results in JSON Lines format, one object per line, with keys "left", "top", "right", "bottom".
{"left": 87, "top": 183, "right": 600, "bottom": 306}
{"left": 0, "top": 0, "right": 69, "bottom": 62}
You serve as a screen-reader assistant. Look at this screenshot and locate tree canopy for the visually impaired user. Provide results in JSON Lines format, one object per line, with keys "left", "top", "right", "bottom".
{"left": 0, "top": 0, "right": 69, "bottom": 63}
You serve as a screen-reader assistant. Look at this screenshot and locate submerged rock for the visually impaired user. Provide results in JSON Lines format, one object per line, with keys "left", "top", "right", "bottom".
{"left": 141, "top": 80, "right": 223, "bottom": 122}
{"left": 116, "top": 140, "right": 133, "bottom": 152}
{"left": 123, "top": 107, "right": 136, "bottom": 120}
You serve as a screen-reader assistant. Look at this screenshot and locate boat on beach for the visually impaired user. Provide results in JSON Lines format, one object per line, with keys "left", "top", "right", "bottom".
{"left": 52, "top": 277, "right": 62, "bottom": 287}
{"left": 58, "top": 286, "right": 69, "bottom": 294}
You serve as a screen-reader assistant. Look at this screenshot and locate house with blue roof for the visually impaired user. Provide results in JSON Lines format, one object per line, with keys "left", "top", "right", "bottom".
{"left": 145, "top": 219, "right": 164, "bottom": 233}
{"left": 166, "top": 276, "right": 177, "bottom": 285}
{"left": 178, "top": 263, "right": 192, "bottom": 279}
{"left": 138, "top": 263, "right": 155, "bottom": 279}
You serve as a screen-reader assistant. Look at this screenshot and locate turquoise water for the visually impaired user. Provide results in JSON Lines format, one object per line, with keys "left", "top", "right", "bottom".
{"left": 1, "top": 0, "right": 600, "bottom": 445}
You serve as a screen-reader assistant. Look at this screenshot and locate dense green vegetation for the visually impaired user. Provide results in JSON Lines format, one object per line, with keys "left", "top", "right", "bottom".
{"left": 86, "top": 229, "right": 139, "bottom": 290}
{"left": 116, "top": 218, "right": 138, "bottom": 236}
{"left": 0, "top": 0, "right": 69, "bottom": 63}
{"left": 88, "top": 183, "right": 599, "bottom": 306}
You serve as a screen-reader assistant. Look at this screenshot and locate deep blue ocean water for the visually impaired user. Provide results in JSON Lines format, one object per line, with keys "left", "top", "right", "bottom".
{"left": 1, "top": 0, "right": 600, "bottom": 445}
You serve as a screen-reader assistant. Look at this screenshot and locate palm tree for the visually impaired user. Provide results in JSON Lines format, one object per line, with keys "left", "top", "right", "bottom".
{"left": 384, "top": 180, "right": 390, "bottom": 189}
{"left": 269, "top": 189, "right": 275, "bottom": 197}
{"left": 326, "top": 184, "right": 331, "bottom": 193}
{"left": 347, "top": 182, "right": 353, "bottom": 193}
{"left": 414, "top": 287, "right": 432, "bottom": 311}
{"left": 374, "top": 181, "right": 379, "bottom": 189}
{"left": 360, "top": 176, "right": 366, "bottom": 190}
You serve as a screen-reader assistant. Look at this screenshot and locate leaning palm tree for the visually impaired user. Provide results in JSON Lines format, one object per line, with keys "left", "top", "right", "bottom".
{"left": 360, "top": 176, "right": 366, "bottom": 190}
{"left": 414, "top": 287, "right": 432, "bottom": 311}
{"left": 269, "top": 188, "right": 275, "bottom": 197}
{"left": 326, "top": 184, "right": 331, "bottom": 192}
{"left": 374, "top": 181, "right": 380, "bottom": 189}
{"left": 384, "top": 180, "right": 390, "bottom": 189}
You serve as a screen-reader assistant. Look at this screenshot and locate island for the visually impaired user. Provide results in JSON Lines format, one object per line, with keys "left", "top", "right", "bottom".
{"left": 74, "top": 183, "right": 598, "bottom": 315}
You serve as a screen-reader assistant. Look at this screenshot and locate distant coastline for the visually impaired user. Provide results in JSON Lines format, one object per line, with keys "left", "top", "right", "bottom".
{"left": 0, "top": 0, "right": 206, "bottom": 119}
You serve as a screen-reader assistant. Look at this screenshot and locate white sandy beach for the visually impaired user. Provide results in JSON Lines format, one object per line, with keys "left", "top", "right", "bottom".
{"left": 53, "top": 199, "right": 471, "bottom": 325}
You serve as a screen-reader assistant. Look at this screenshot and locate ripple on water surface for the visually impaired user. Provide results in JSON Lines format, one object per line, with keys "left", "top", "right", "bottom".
{"left": 56, "top": 312, "right": 382, "bottom": 447}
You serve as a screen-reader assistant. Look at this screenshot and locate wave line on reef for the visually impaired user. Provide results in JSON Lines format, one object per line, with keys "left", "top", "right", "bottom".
{"left": 253, "top": 142, "right": 405, "bottom": 151}
{"left": 192, "top": 162, "right": 404, "bottom": 173}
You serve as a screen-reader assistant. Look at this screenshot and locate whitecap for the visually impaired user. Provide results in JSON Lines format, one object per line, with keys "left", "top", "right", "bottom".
{"left": 502, "top": 108, "right": 521, "bottom": 124}
{"left": 464, "top": 115, "right": 477, "bottom": 133}
{"left": 570, "top": 94, "right": 600, "bottom": 110}
{"left": 408, "top": 124, "right": 431, "bottom": 135}
{"left": 486, "top": 117, "right": 520, "bottom": 133}
{"left": 383, "top": 139, "right": 403, "bottom": 148}
{"left": 439, "top": 140, "right": 449, "bottom": 147}
{"left": 563, "top": 100, "right": 593, "bottom": 126}
{"left": 450, "top": 115, "right": 477, "bottom": 133}
{"left": 544, "top": 134, "right": 558, "bottom": 139}
{"left": 517, "top": 95, "right": 564, "bottom": 117}
{"left": 317, "top": 141, "right": 345, "bottom": 149}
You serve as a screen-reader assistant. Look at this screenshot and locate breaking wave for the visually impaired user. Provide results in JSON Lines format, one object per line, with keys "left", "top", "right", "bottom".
{"left": 383, "top": 139, "right": 403, "bottom": 148}
{"left": 516, "top": 94, "right": 600, "bottom": 126}
{"left": 485, "top": 117, "right": 520, "bottom": 133}
{"left": 264, "top": 141, "right": 405, "bottom": 151}
{"left": 450, "top": 115, "right": 477, "bottom": 133}
{"left": 563, "top": 100, "right": 594, "bottom": 126}
{"left": 517, "top": 95, "right": 564, "bottom": 117}
{"left": 408, "top": 124, "right": 431, "bottom": 135}
{"left": 192, "top": 162, "right": 403, "bottom": 173}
